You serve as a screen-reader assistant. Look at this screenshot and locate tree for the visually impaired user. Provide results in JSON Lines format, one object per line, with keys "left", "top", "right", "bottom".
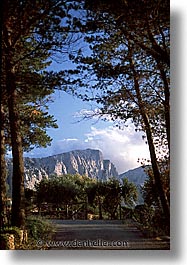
{"left": 0, "top": 0, "right": 7, "bottom": 229}
{"left": 63, "top": 0, "right": 170, "bottom": 223}
{"left": 101, "top": 179, "right": 121, "bottom": 219}
{"left": 86, "top": 179, "right": 122, "bottom": 219}
{"left": 86, "top": 180, "right": 105, "bottom": 219}
{"left": 83, "top": 0, "right": 170, "bottom": 152}
{"left": 121, "top": 178, "right": 137, "bottom": 207}
{"left": 1, "top": 0, "right": 82, "bottom": 228}
{"left": 0, "top": 102, "right": 7, "bottom": 228}
{"left": 143, "top": 162, "right": 170, "bottom": 208}
{"left": 36, "top": 174, "right": 92, "bottom": 219}
{"left": 1, "top": 39, "right": 58, "bottom": 228}
{"left": 135, "top": 164, "right": 170, "bottom": 235}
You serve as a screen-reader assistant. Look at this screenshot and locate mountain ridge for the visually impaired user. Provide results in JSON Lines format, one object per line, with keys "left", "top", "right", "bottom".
{"left": 6, "top": 149, "right": 149, "bottom": 203}
{"left": 6, "top": 149, "right": 118, "bottom": 191}
{"left": 119, "top": 166, "right": 148, "bottom": 186}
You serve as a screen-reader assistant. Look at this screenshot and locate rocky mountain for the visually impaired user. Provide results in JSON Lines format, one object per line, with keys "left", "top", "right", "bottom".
{"left": 6, "top": 149, "right": 150, "bottom": 205}
{"left": 119, "top": 166, "right": 148, "bottom": 186}
{"left": 6, "top": 149, "right": 118, "bottom": 191}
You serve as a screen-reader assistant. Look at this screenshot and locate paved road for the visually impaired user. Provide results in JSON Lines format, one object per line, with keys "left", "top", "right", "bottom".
{"left": 48, "top": 219, "right": 170, "bottom": 250}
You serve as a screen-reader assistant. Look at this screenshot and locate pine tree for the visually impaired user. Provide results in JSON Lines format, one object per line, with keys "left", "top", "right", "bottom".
{"left": 64, "top": 0, "right": 170, "bottom": 222}
{"left": 1, "top": 0, "right": 82, "bottom": 228}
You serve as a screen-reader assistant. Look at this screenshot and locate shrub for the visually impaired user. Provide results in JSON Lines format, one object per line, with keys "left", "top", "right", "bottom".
{"left": 26, "top": 216, "right": 55, "bottom": 241}
{"left": 133, "top": 204, "right": 169, "bottom": 236}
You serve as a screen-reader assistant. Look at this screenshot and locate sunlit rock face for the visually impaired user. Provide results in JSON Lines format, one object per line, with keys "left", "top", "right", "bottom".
{"left": 6, "top": 149, "right": 119, "bottom": 191}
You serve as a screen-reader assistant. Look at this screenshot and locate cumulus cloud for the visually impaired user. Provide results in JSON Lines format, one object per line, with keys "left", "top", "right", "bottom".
{"left": 49, "top": 124, "right": 150, "bottom": 173}
{"left": 51, "top": 138, "right": 86, "bottom": 154}
{"left": 84, "top": 125, "right": 150, "bottom": 173}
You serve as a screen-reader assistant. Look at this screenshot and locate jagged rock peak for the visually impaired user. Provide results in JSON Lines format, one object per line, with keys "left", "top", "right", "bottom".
{"left": 6, "top": 149, "right": 119, "bottom": 191}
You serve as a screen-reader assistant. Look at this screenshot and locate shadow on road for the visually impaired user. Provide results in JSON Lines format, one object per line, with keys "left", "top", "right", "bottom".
{"left": 45, "top": 219, "right": 170, "bottom": 250}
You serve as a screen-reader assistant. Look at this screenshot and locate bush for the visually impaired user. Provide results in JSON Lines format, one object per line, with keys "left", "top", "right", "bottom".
{"left": 26, "top": 216, "right": 55, "bottom": 241}
{"left": 0, "top": 217, "right": 55, "bottom": 250}
{"left": 133, "top": 204, "right": 169, "bottom": 237}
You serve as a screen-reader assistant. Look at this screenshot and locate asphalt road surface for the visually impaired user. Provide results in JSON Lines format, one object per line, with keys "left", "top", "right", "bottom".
{"left": 46, "top": 219, "right": 170, "bottom": 250}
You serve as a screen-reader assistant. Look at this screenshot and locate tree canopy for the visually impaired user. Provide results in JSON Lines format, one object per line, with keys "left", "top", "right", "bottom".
{"left": 0, "top": 0, "right": 83, "bottom": 228}
{"left": 0, "top": 0, "right": 170, "bottom": 229}
{"left": 35, "top": 174, "right": 138, "bottom": 220}
{"left": 62, "top": 0, "right": 170, "bottom": 223}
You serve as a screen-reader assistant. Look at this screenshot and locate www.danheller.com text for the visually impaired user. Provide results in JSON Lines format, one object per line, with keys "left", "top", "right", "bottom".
{"left": 37, "top": 239, "right": 129, "bottom": 248}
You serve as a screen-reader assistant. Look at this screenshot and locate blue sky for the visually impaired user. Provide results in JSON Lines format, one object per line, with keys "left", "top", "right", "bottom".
{"left": 26, "top": 88, "right": 150, "bottom": 173}
{"left": 25, "top": 28, "right": 150, "bottom": 173}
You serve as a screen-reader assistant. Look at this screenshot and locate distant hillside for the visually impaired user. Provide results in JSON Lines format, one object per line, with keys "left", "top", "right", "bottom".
{"left": 119, "top": 166, "right": 148, "bottom": 186}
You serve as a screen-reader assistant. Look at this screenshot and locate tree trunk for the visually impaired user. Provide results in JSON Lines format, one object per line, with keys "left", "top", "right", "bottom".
{"left": 0, "top": 0, "right": 7, "bottom": 229}
{"left": 141, "top": 112, "right": 170, "bottom": 221}
{"left": 129, "top": 52, "right": 170, "bottom": 223}
{"left": 98, "top": 196, "right": 103, "bottom": 219}
{"left": 157, "top": 62, "right": 170, "bottom": 150}
{"left": 5, "top": 58, "right": 25, "bottom": 228}
{"left": 66, "top": 204, "right": 69, "bottom": 219}
{"left": 0, "top": 105, "right": 7, "bottom": 228}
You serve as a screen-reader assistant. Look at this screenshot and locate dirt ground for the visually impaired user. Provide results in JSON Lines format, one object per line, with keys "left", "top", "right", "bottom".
{"left": 44, "top": 219, "right": 170, "bottom": 250}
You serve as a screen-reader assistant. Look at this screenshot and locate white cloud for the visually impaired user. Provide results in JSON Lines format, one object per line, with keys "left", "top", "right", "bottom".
{"left": 48, "top": 124, "right": 150, "bottom": 174}
{"left": 73, "top": 108, "right": 115, "bottom": 123}
{"left": 83, "top": 125, "right": 150, "bottom": 173}
{"left": 51, "top": 138, "right": 82, "bottom": 154}
{"left": 74, "top": 108, "right": 101, "bottom": 119}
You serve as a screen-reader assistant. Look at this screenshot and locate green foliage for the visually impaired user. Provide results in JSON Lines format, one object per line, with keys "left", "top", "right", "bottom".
{"left": 1, "top": 0, "right": 83, "bottom": 228}
{"left": 137, "top": 161, "right": 170, "bottom": 235}
{"left": 142, "top": 161, "right": 170, "bottom": 208}
{"left": 133, "top": 204, "right": 169, "bottom": 236}
{"left": 121, "top": 178, "right": 138, "bottom": 207}
{"left": 0, "top": 217, "right": 55, "bottom": 249}
{"left": 36, "top": 174, "right": 88, "bottom": 205}
{"left": 133, "top": 161, "right": 170, "bottom": 236}
{"left": 133, "top": 204, "right": 154, "bottom": 227}
{"left": 35, "top": 174, "right": 138, "bottom": 220}
{"left": 64, "top": 0, "right": 170, "bottom": 221}
{"left": 64, "top": 0, "right": 170, "bottom": 158}
{"left": 89, "top": 178, "right": 138, "bottom": 219}
{"left": 2, "top": 0, "right": 83, "bottom": 153}
{"left": 101, "top": 178, "right": 121, "bottom": 219}
{"left": 86, "top": 182, "right": 98, "bottom": 206}
{"left": 26, "top": 216, "right": 55, "bottom": 241}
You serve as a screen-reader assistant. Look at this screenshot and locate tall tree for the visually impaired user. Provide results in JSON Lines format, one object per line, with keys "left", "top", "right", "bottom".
{"left": 0, "top": 103, "right": 7, "bottom": 228}
{"left": 63, "top": 0, "right": 170, "bottom": 222}
{"left": 84, "top": 0, "right": 170, "bottom": 148}
{"left": 1, "top": 0, "right": 82, "bottom": 228}
{"left": 0, "top": 0, "right": 7, "bottom": 228}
